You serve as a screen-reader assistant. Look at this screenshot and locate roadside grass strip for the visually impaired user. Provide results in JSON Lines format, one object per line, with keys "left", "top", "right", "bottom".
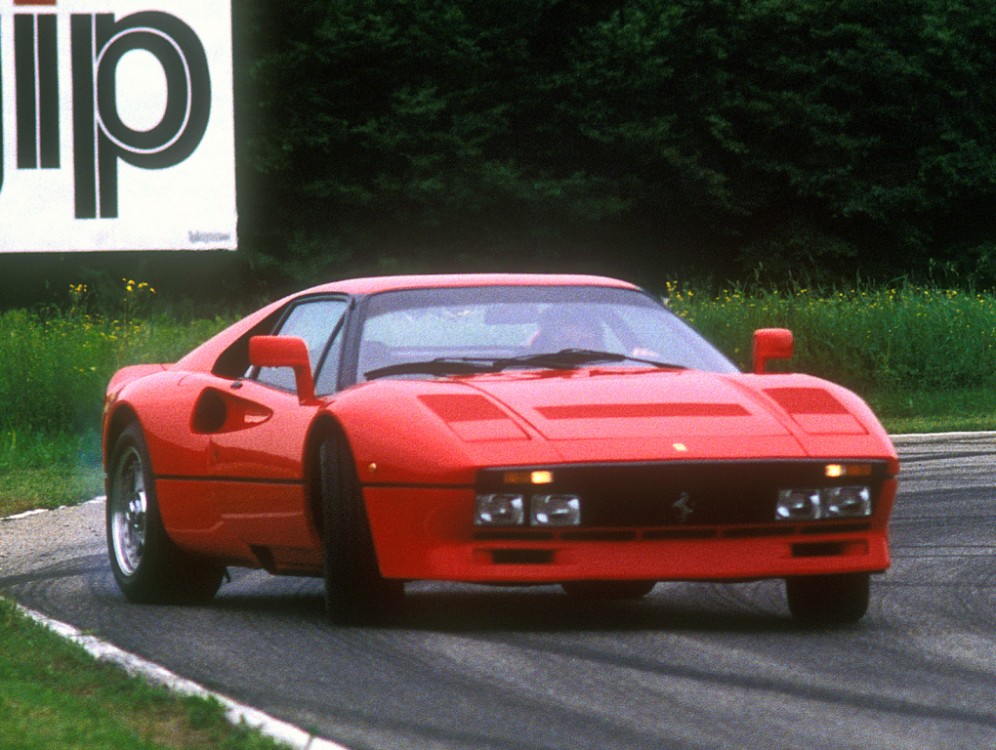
{"left": 0, "top": 604, "right": 348, "bottom": 750}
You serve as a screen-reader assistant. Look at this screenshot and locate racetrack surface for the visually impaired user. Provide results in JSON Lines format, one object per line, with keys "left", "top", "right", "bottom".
{"left": 1, "top": 434, "right": 993, "bottom": 750}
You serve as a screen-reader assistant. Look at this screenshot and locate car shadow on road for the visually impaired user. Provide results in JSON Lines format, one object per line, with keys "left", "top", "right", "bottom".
{"left": 398, "top": 585, "right": 796, "bottom": 634}
{"left": 209, "top": 578, "right": 800, "bottom": 634}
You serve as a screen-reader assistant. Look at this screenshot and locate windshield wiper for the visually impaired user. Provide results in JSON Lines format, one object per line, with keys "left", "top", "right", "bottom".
{"left": 365, "top": 349, "right": 686, "bottom": 380}
{"left": 497, "top": 348, "right": 687, "bottom": 371}
{"left": 364, "top": 357, "right": 500, "bottom": 380}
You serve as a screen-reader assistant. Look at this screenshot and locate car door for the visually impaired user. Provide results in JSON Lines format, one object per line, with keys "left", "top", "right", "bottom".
{"left": 201, "top": 297, "right": 350, "bottom": 553}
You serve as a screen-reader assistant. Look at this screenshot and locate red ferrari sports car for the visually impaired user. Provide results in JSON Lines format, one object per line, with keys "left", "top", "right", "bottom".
{"left": 103, "top": 274, "right": 899, "bottom": 625}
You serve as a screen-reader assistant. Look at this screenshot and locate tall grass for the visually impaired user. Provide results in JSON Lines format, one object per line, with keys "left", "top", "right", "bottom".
{"left": 0, "top": 283, "right": 232, "bottom": 436}
{"left": 665, "top": 282, "right": 995, "bottom": 394}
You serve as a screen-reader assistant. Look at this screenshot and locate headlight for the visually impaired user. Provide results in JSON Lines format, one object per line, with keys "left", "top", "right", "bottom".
{"left": 823, "top": 486, "right": 872, "bottom": 518}
{"left": 776, "top": 486, "right": 872, "bottom": 521}
{"left": 475, "top": 494, "right": 525, "bottom": 526}
{"left": 531, "top": 494, "right": 581, "bottom": 526}
{"left": 776, "top": 490, "right": 822, "bottom": 520}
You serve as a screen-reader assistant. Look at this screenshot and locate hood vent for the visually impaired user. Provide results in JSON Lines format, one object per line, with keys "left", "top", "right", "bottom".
{"left": 764, "top": 388, "right": 866, "bottom": 435}
{"left": 536, "top": 403, "right": 749, "bottom": 420}
{"left": 764, "top": 388, "right": 848, "bottom": 414}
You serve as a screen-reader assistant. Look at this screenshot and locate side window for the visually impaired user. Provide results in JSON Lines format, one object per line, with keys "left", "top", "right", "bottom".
{"left": 256, "top": 298, "right": 348, "bottom": 392}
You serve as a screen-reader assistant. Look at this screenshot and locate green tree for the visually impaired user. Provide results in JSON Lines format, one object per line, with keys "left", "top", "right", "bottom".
{"left": 233, "top": 0, "right": 996, "bottom": 286}
{"left": 237, "top": 0, "right": 631, "bottom": 280}
{"left": 564, "top": 0, "right": 996, "bottom": 282}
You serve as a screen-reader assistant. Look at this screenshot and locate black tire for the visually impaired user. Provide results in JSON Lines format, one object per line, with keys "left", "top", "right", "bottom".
{"left": 561, "top": 580, "right": 657, "bottom": 600}
{"left": 106, "top": 423, "right": 224, "bottom": 604}
{"left": 319, "top": 432, "right": 404, "bottom": 625}
{"left": 785, "top": 573, "right": 870, "bottom": 626}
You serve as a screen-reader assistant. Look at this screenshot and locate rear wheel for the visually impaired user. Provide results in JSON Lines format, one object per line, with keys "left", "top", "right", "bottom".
{"left": 106, "top": 424, "right": 224, "bottom": 604}
{"left": 319, "top": 432, "right": 404, "bottom": 625}
{"left": 561, "top": 580, "right": 656, "bottom": 600}
{"left": 785, "top": 573, "right": 870, "bottom": 626}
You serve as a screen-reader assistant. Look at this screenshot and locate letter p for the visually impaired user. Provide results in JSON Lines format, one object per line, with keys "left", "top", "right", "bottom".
{"left": 71, "top": 11, "right": 210, "bottom": 219}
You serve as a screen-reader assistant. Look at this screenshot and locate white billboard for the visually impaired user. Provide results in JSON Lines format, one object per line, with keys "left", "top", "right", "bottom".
{"left": 0, "top": 0, "right": 236, "bottom": 251}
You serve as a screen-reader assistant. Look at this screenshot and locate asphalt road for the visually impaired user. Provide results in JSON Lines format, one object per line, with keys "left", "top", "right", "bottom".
{"left": 1, "top": 434, "right": 993, "bottom": 750}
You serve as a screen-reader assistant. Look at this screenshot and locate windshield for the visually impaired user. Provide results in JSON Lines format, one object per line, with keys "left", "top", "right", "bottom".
{"left": 355, "top": 285, "right": 737, "bottom": 381}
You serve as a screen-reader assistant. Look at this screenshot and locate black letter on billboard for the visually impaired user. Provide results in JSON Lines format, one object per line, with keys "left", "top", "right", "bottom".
{"left": 15, "top": 14, "right": 60, "bottom": 170}
{"left": 0, "top": 18, "right": 4, "bottom": 195}
{"left": 72, "top": 12, "right": 211, "bottom": 219}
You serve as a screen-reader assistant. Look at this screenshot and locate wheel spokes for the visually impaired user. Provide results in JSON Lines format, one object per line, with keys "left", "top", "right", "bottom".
{"left": 112, "top": 451, "right": 148, "bottom": 576}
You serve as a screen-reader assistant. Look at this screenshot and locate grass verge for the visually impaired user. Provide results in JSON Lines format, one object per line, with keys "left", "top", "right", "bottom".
{"left": 0, "top": 600, "right": 287, "bottom": 750}
{"left": 1, "top": 430, "right": 105, "bottom": 517}
{"left": 869, "top": 387, "right": 996, "bottom": 434}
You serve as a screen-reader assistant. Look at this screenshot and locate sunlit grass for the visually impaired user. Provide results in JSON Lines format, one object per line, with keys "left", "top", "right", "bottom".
{"left": 0, "top": 599, "right": 288, "bottom": 750}
{"left": 0, "top": 279, "right": 234, "bottom": 516}
{"left": 866, "top": 387, "right": 996, "bottom": 434}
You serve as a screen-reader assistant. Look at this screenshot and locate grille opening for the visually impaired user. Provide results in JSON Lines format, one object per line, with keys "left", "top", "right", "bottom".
{"left": 249, "top": 545, "right": 276, "bottom": 573}
{"left": 800, "top": 522, "right": 871, "bottom": 534}
{"left": 644, "top": 528, "right": 716, "bottom": 540}
{"left": 723, "top": 526, "right": 791, "bottom": 539}
{"left": 561, "top": 530, "right": 636, "bottom": 542}
{"left": 477, "top": 461, "right": 888, "bottom": 529}
{"left": 474, "top": 530, "right": 555, "bottom": 541}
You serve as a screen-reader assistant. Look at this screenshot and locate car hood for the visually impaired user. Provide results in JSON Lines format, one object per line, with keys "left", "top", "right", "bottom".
{"left": 463, "top": 369, "right": 782, "bottom": 437}
{"left": 436, "top": 367, "right": 890, "bottom": 464}
{"left": 334, "top": 368, "right": 897, "bottom": 487}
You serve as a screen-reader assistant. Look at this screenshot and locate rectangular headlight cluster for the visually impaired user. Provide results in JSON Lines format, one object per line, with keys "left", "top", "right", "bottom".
{"left": 475, "top": 493, "right": 581, "bottom": 527}
{"left": 776, "top": 486, "right": 872, "bottom": 521}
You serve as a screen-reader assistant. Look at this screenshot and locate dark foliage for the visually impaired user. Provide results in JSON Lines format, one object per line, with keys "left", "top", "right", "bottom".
{"left": 235, "top": 0, "right": 995, "bottom": 288}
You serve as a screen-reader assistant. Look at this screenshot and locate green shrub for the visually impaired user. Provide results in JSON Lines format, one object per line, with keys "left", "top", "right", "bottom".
{"left": 666, "top": 282, "right": 995, "bottom": 394}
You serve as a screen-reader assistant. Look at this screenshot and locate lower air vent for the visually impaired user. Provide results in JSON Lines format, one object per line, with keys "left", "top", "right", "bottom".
{"left": 491, "top": 549, "right": 554, "bottom": 565}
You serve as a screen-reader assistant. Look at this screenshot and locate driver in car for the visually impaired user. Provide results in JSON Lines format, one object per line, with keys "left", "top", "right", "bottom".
{"left": 528, "top": 307, "right": 603, "bottom": 352}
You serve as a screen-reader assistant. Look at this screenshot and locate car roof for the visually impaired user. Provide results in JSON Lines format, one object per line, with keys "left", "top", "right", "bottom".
{"left": 297, "top": 273, "right": 640, "bottom": 296}
{"left": 175, "top": 274, "right": 643, "bottom": 373}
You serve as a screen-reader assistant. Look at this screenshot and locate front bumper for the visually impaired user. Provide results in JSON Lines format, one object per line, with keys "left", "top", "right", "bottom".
{"left": 363, "top": 467, "right": 897, "bottom": 582}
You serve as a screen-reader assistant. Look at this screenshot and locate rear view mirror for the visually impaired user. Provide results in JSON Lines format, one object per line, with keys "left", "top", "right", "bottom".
{"left": 249, "top": 336, "right": 317, "bottom": 404}
{"left": 753, "top": 328, "right": 794, "bottom": 374}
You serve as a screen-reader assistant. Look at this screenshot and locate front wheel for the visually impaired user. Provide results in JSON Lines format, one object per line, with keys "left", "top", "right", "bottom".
{"left": 785, "top": 573, "right": 870, "bottom": 626}
{"left": 106, "top": 424, "right": 224, "bottom": 604}
{"left": 319, "top": 432, "right": 404, "bottom": 625}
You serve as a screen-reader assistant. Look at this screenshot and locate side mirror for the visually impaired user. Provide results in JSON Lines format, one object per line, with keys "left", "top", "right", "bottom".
{"left": 249, "top": 335, "right": 317, "bottom": 404}
{"left": 753, "top": 328, "right": 793, "bottom": 374}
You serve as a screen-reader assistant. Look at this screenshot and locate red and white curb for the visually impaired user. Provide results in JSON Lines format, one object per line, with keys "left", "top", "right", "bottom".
{"left": 15, "top": 602, "right": 350, "bottom": 750}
